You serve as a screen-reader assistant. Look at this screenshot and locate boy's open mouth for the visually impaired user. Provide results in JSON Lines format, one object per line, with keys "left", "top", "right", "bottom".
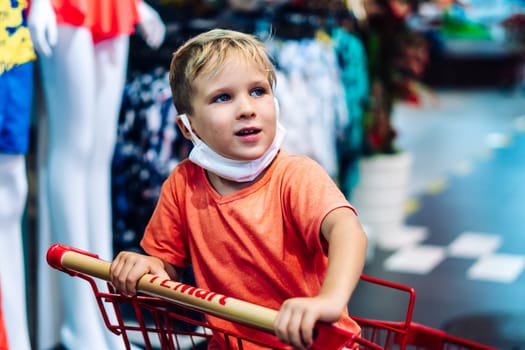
{"left": 235, "top": 128, "right": 260, "bottom": 136}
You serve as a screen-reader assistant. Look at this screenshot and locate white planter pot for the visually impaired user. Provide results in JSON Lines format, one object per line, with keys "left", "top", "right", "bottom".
{"left": 351, "top": 152, "right": 426, "bottom": 251}
{"left": 352, "top": 152, "right": 412, "bottom": 226}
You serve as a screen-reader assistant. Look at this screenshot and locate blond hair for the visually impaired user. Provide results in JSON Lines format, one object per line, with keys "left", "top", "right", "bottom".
{"left": 169, "top": 29, "right": 276, "bottom": 115}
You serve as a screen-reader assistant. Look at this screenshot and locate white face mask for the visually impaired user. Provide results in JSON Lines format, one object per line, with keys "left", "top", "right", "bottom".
{"left": 178, "top": 103, "right": 286, "bottom": 183}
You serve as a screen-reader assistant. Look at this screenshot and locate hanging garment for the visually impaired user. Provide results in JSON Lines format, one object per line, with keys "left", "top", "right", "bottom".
{"left": 0, "top": 3, "right": 33, "bottom": 350}
{"left": 271, "top": 37, "right": 348, "bottom": 179}
{"left": 332, "top": 26, "right": 369, "bottom": 196}
{"left": 51, "top": 0, "right": 140, "bottom": 42}
{"left": 112, "top": 67, "right": 188, "bottom": 253}
{"left": 0, "top": 0, "right": 35, "bottom": 75}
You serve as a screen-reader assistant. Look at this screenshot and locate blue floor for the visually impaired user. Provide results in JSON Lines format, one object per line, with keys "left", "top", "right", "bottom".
{"left": 349, "top": 88, "right": 525, "bottom": 348}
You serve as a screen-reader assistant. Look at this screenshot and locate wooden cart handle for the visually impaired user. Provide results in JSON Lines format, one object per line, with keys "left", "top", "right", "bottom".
{"left": 47, "top": 244, "right": 364, "bottom": 350}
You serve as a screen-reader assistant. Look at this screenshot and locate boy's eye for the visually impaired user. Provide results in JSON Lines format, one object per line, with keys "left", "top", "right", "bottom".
{"left": 250, "top": 87, "right": 266, "bottom": 97}
{"left": 213, "top": 94, "right": 231, "bottom": 103}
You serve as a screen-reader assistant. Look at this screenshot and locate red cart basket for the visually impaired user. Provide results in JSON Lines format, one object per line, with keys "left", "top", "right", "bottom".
{"left": 46, "top": 244, "right": 496, "bottom": 350}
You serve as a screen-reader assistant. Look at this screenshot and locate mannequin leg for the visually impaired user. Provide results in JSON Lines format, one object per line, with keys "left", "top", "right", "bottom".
{"left": 39, "top": 28, "right": 95, "bottom": 249}
{"left": 88, "top": 35, "right": 135, "bottom": 350}
{"left": 36, "top": 86, "right": 63, "bottom": 349}
{"left": 88, "top": 35, "right": 130, "bottom": 261}
{"left": 0, "top": 154, "right": 31, "bottom": 350}
{"left": 37, "top": 26, "right": 127, "bottom": 350}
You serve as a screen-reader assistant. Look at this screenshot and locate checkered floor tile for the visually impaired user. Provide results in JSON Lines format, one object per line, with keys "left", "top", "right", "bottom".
{"left": 380, "top": 231, "right": 525, "bottom": 283}
{"left": 383, "top": 244, "right": 447, "bottom": 275}
{"left": 448, "top": 232, "right": 502, "bottom": 258}
{"left": 467, "top": 254, "right": 525, "bottom": 283}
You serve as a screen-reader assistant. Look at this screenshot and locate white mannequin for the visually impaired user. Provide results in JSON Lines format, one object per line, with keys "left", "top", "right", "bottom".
{"left": 28, "top": 1, "right": 166, "bottom": 349}
{"left": 0, "top": 154, "right": 31, "bottom": 350}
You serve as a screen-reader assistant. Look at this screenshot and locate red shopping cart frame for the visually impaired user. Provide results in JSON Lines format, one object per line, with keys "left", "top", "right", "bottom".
{"left": 46, "top": 244, "right": 496, "bottom": 350}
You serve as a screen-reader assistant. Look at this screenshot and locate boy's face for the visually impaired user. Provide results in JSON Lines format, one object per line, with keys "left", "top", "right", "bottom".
{"left": 185, "top": 56, "right": 276, "bottom": 161}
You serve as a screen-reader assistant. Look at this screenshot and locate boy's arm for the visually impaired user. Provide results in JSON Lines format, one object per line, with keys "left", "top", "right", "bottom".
{"left": 109, "top": 251, "right": 180, "bottom": 296}
{"left": 274, "top": 207, "right": 367, "bottom": 349}
{"left": 318, "top": 206, "right": 368, "bottom": 313}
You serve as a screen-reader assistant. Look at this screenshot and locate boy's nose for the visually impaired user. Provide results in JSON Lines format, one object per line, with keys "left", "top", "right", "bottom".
{"left": 237, "top": 96, "right": 256, "bottom": 119}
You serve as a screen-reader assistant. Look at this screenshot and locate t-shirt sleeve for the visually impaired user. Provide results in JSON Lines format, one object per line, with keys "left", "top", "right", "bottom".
{"left": 281, "top": 156, "right": 356, "bottom": 251}
{"left": 140, "top": 170, "right": 190, "bottom": 267}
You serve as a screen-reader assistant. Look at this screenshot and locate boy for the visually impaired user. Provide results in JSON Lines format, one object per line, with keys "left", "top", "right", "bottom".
{"left": 109, "top": 28, "right": 368, "bottom": 350}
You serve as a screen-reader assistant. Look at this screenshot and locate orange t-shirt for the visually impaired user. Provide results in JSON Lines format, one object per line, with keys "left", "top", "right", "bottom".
{"left": 50, "top": 0, "right": 140, "bottom": 43}
{"left": 141, "top": 150, "right": 360, "bottom": 349}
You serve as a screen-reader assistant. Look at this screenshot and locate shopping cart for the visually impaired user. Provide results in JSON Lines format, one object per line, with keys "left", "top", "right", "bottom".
{"left": 46, "top": 244, "right": 496, "bottom": 350}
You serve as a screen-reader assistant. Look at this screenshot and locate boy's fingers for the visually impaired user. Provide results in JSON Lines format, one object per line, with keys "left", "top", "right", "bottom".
{"left": 149, "top": 264, "right": 170, "bottom": 280}
{"left": 286, "top": 311, "right": 304, "bottom": 349}
{"left": 274, "top": 308, "right": 291, "bottom": 343}
{"left": 299, "top": 312, "right": 317, "bottom": 348}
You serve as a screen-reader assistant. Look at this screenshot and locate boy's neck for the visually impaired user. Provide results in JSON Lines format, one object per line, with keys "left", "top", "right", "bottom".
{"left": 206, "top": 168, "right": 268, "bottom": 196}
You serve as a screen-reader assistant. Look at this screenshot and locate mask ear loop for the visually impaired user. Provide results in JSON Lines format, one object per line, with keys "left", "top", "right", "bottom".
{"left": 178, "top": 114, "right": 199, "bottom": 144}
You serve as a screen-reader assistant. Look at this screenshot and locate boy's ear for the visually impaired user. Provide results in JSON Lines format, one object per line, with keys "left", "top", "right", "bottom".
{"left": 176, "top": 115, "right": 193, "bottom": 141}
{"left": 274, "top": 96, "right": 280, "bottom": 119}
